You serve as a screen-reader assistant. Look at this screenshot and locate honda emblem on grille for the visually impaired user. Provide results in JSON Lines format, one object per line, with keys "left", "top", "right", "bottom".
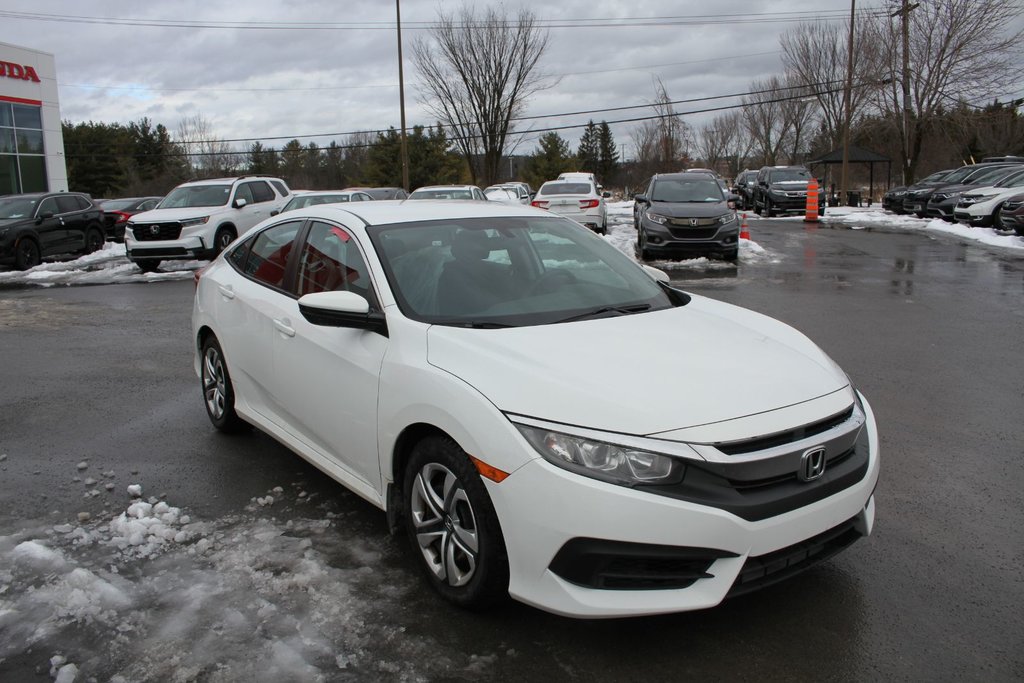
{"left": 798, "top": 447, "right": 827, "bottom": 482}
{"left": 150, "top": 225, "right": 160, "bottom": 235}
{"left": 689, "top": 218, "right": 698, "bottom": 226}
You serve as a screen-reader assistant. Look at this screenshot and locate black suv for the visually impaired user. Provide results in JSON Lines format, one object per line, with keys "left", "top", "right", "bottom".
{"left": 752, "top": 166, "right": 823, "bottom": 217}
{"left": 633, "top": 172, "right": 740, "bottom": 261}
{"left": 732, "top": 170, "right": 759, "bottom": 210}
{"left": 0, "top": 192, "right": 106, "bottom": 270}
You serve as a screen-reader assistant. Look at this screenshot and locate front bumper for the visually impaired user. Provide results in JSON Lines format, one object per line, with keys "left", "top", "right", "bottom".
{"left": 641, "top": 219, "right": 739, "bottom": 257}
{"left": 925, "top": 199, "right": 957, "bottom": 221}
{"left": 488, "top": 394, "right": 880, "bottom": 618}
{"left": 765, "top": 194, "right": 812, "bottom": 213}
{"left": 125, "top": 234, "right": 210, "bottom": 261}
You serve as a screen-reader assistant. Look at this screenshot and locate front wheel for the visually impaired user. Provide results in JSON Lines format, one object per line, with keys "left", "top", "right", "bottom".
{"left": 14, "top": 237, "right": 41, "bottom": 270}
{"left": 135, "top": 259, "right": 161, "bottom": 273}
{"left": 403, "top": 436, "right": 508, "bottom": 609}
{"left": 637, "top": 228, "right": 654, "bottom": 261}
{"left": 200, "top": 336, "right": 247, "bottom": 433}
{"left": 213, "top": 227, "right": 237, "bottom": 256}
{"left": 722, "top": 248, "right": 739, "bottom": 262}
{"left": 764, "top": 199, "right": 775, "bottom": 218}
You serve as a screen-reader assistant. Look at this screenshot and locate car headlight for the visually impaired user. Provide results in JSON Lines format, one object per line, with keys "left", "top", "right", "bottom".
{"left": 180, "top": 216, "right": 210, "bottom": 228}
{"left": 516, "top": 424, "right": 681, "bottom": 486}
{"left": 769, "top": 188, "right": 786, "bottom": 196}
{"left": 718, "top": 212, "right": 735, "bottom": 224}
{"left": 644, "top": 211, "right": 668, "bottom": 225}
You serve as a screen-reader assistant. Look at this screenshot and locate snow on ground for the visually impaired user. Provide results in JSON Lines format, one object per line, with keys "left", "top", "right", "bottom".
{"left": 0, "top": 470, "right": 511, "bottom": 681}
{"left": 0, "top": 242, "right": 203, "bottom": 288}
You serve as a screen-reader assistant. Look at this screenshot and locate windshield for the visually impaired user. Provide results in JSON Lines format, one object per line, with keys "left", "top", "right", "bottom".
{"left": 769, "top": 169, "right": 811, "bottom": 183}
{"left": 0, "top": 197, "right": 40, "bottom": 219}
{"left": 485, "top": 189, "right": 517, "bottom": 201}
{"left": 967, "top": 166, "right": 1020, "bottom": 185}
{"left": 920, "top": 170, "right": 952, "bottom": 184}
{"left": 941, "top": 166, "right": 976, "bottom": 184}
{"left": 651, "top": 178, "right": 724, "bottom": 203}
{"left": 538, "top": 183, "right": 593, "bottom": 196}
{"left": 160, "top": 184, "right": 232, "bottom": 208}
{"left": 994, "top": 169, "right": 1024, "bottom": 188}
{"left": 368, "top": 216, "right": 684, "bottom": 327}
{"left": 410, "top": 188, "right": 475, "bottom": 200}
{"left": 282, "top": 194, "right": 351, "bottom": 211}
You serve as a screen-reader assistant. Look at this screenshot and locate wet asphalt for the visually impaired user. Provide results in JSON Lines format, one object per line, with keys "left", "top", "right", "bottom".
{"left": 0, "top": 217, "right": 1022, "bottom": 680}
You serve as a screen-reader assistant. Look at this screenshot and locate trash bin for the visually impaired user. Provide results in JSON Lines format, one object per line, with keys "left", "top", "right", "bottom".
{"left": 846, "top": 190, "right": 861, "bottom": 207}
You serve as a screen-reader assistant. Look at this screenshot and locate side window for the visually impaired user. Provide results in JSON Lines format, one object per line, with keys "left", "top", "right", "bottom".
{"left": 56, "top": 196, "right": 81, "bottom": 214}
{"left": 270, "top": 180, "right": 290, "bottom": 197}
{"left": 242, "top": 221, "right": 303, "bottom": 289}
{"left": 234, "top": 183, "right": 255, "bottom": 205}
{"left": 249, "top": 181, "right": 275, "bottom": 203}
{"left": 297, "top": 221, "right": 374, "bottom": 301}
{"left": 227, "top": 235, "right": 253, "bottom": 271}
{"left": 37, "top": 197, "right": 58, "bottom": 216}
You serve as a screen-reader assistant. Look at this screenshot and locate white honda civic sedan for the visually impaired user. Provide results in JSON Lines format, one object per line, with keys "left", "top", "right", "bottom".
{"left": 192, "top": 201, "right": 879, "bottom": 618}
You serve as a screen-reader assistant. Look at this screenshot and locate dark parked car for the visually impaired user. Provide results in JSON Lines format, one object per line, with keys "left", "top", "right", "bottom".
{"left": 98, "top": 196, "right": 162, "bottom": 241}
{"left": 633, "top": 172, "right": 740, "bottom": 261}
{"left": 995, "top": 192, "right": 1024, "bottom": 235}
{"left": 732, "top": 169, "right": 759, "bottom": 210}
{"left": 0, "top": 192, "right": 106, "bottom": 270}
{"left": 752, "top": 166, "right": 824, "bottom": 217}
{"left": 923, "top": 164, "right": 1023, "bottom": 221}
{"left": 903, "top": 163, "right": 1022, "bottom": 217}
{"left": 884, "top": 170, "right": 953, "bottom": 214}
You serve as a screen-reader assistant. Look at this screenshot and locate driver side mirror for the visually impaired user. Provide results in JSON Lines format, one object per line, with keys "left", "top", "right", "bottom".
{"left": 634, "top": 194, "right": 648, "bottom": 203}
{"left": 233, "top": 197, "right": 248, "bottom": 209}
{"left": 298, "top": 290, "right": 388, "bottom": 337}
{"left": 37, "top": 211, "right": 55, "bottom": 223}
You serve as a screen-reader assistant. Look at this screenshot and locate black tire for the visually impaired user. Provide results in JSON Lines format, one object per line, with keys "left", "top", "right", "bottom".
{"left": 993, "top": 205, "right": 1006, "bottom": 231}
{"left": 403, "top": 435, "right": 509, "bottom": 609}
{"left": 764, "top": 199, "right": 775, "bottom": 218}
{"left": 135, "top": 259, "right": 161, "bottom": 273}
{"left": 213, "top": 226, "right": 237, "bottom": 256}
{"left": 14, "top": 237, "right": 41, "bottom": 270}
{"left": 200, "top": 336, "right": 247, "bottom": 433}
{"left": 83, "top": 226, "right": 105, "bottom": 254}
{"left": 637, "top": 228, "right": 654, "bottom": 261}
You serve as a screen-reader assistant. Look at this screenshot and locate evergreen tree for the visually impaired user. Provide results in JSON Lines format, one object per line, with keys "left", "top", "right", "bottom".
{"left": 525, "top": 132, "right": 575, "bottom": 188}
{"left": 577, "top": 121, "right": 600, "bottom": 173}
{"left": 597, "top": 121, "right": 620, "bottom": 186}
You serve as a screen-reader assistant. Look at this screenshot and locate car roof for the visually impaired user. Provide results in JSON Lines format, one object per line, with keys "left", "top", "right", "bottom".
{"left": 293, "top": 190, "right": 363, "bottom": 197}
{"left": 412, "top": 185, "right": 478, "bottom": 191}
{"left": 282, "top": 198, "right": 546, "bottom": 228}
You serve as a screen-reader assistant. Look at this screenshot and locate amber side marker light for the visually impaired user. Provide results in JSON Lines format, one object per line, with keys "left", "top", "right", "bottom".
{"left": 470, "top": 456, "right": 510, "bottom": 483}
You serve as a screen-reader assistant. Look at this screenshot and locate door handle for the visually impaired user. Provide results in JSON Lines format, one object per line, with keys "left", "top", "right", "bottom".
{"left": 273, "top": 318, "right": 295, "bottom": 337}
{"left": 217, "top": 284, "right": 235, "bottom": 299}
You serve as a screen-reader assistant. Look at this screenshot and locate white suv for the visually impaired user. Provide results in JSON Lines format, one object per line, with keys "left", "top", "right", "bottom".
{"left": 125, "top": 176, "right": 291, "bottom": 271}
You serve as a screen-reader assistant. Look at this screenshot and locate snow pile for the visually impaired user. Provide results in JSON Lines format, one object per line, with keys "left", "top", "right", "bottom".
{"left": 0, "top": 242, "right": 203, "bottom": 288}
{"left": 0, "top": 485, "right": 513, "bottom": 681}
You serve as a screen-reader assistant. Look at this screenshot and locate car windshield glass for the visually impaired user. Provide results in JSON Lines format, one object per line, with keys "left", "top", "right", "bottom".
{"left": 160, "top": 185, "right": 232, "bottom": 208}
{"left": 920, "top": 171, "right": 951, "bottom": 183}
{"left": 99, "top": 199, "right": 137, "bottom": 210}
{"left": 651, "top": 179, "right": 724, "bottom": 202}
{"left": 485, "top": 189, "right": 517, "bottom": 200}
{"left": 0, "top": 197, "right": 40, "bottom": 219}
{"left": 769, "top": 169, "right": 811, "bottom": 182}
{"left": 283, "top": 194, "right": 351, "bottom": 211}
{"left": 994, "top": 170, "right": 1024, "bottom": 187}
{"left": 539, "top": 183, "right": 592, "bottom": 196}
{"left": 410, "top": 189, "right": 475, "bottom": 200}
{"left": 941, "top": 166, "right": 975, "bottom": 184}
{"left": 368, "top": 216, "right": 684, "bottom": 327}
{"left": 968, "top": 167, "right": 1018, "bottom": 185}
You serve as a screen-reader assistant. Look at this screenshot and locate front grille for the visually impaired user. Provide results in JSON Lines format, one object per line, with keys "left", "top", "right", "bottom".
{"left": 549, "top": 537, "right": 736, "bottom": 590}
{"left": 726, "top": 515, "right": 863, "bottom": 598}
{"left": 668, "top": 227, "right": 719, "bottom": 240}
{"left": 667, "top": 216, "right": 720, "bottom": 228}
{"left": 717, "top": 407, "right": 854, "bottom": 456}
{"left": 1003, "top": 201, "right": 1021, "bottom": 211}
{"left": 133, "top": 222, "right": 183, "bottom": 241}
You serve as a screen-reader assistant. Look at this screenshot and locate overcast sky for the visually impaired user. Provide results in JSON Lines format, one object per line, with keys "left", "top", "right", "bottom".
{"left": 1, "top": 1, "right": 888, "bottom": 158}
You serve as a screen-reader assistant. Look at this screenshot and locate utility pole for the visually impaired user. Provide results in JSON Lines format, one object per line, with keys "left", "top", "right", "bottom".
{"left": 839, "top": 0, "right": 856, "bottom": 208}
{"left": 396, "top": 0, "right": 410, "bottom": 193}
{"left": 891, "top": 0, "right": 918, "bottom": 185}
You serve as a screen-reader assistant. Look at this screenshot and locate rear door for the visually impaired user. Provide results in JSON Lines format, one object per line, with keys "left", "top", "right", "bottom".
{"left": 56, "top": 195, "right": 88, "bottom": 251}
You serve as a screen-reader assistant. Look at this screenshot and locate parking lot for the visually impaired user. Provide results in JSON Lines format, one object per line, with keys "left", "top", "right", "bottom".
{"left": 1, "top": 215, "right": 1022, "bottom": 681}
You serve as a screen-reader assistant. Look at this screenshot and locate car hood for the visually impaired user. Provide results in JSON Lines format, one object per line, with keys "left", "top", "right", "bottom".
{"left": 0, "top": 217, "right": 33, "bottom": 228}
{"left": 930, "top": 183, "right": 974, "bottom": 197}
{"left": 425, "top": 295, "right": 849, "bottom": 436}
{"left": 130, "top": 207, "right": 227, "bottom": 222}
{"left": 645, "top": 201, "right": 730, "bottom": 218}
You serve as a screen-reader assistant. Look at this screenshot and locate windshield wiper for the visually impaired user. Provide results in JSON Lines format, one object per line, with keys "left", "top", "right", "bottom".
{"left": 431, "top": 320, "right": 514, "bottom": 329}
{"left": 552, "top": 303, "right": 652, "bottom": 324}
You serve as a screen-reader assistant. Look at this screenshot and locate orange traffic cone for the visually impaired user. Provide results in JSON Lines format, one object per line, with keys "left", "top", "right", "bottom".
{"left": 804, "top": 179, "right": 820, "bottom": 223}
{"left": 739, "top": 212, "right": 750, "bottom": 240}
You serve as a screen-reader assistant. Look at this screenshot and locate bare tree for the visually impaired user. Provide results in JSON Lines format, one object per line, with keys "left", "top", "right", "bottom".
{"left": 698, "top": 111, "right": 754, "bottom": 177}
{"left": 778, "top": 75, "right": 818, "bottom": 164}
{"left": 632, "top": 78, "right": 695, "bottom": 175}
{"left": 742, "top": 77, "right": 792, "bottom": 166}
{"left": 867, "top": 0, "right": 1024, "bottom": 182}
{"left": 781, "top": 17, "right": 880, "bottom": 151}
{"left": 175, "top": 113, "right": 237, "bottom": 178}
{"left": 412, "top": 5, "right": 549, "bottom": 186}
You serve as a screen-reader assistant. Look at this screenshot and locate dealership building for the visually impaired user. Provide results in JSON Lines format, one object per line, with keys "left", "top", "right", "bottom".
{"left": 0, "top": 41, "right": 67, "bottom": 195}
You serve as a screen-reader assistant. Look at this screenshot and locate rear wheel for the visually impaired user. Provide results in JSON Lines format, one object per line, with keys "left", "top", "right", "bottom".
{"left": 200, "top": 336, "right": 247, "bottom": 433}
{"left": 993, "top": 205, "right": 1007, "bottom": 231}
{"left": 83, "top": 226, "right": 105, "bottom": 254}
{"left": 14, "top": 237, "right": 41, "bottom": 270}
{"left": 403, "top": 436, "right": 508, "bottom": 609}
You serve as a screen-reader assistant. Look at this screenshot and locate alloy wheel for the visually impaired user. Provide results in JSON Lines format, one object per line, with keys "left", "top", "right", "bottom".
{"left": 409, "top": 462, "right": 479, "bottom": 587}
{"left": 202, "top": 346, "right": 227, "bottom": 420}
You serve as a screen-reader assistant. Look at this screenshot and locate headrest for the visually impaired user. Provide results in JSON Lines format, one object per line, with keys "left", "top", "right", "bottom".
{"left": 451, "top": 230, "right": 490, "bottom": 261}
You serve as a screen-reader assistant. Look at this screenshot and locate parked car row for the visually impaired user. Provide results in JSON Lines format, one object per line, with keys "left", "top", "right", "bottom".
{"left": 882, "top": 158, "right": 1024, "bottom": 235}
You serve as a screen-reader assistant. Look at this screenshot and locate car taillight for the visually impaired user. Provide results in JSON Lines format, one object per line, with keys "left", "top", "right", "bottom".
{"left": 531, "top": 200, "right": 549, "bottom": 209}
{"left": 579, "top": 199, "right": 600, "bottom": 209}
{"left": 193, "top": 265, "right": 209, "bottom": 289}
{"left": 112, "top": 211, "right": 132, "bottom": 224}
